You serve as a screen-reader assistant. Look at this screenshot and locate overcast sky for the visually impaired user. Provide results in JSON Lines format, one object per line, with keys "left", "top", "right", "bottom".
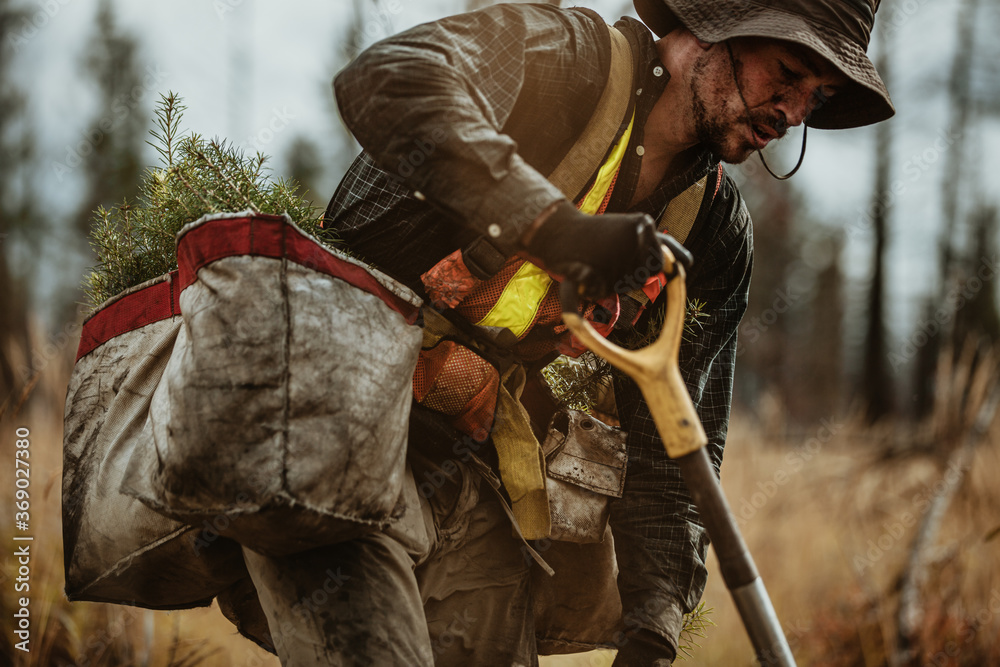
{"left": 11, "top": 0, "right": 1000, "bottom": 343}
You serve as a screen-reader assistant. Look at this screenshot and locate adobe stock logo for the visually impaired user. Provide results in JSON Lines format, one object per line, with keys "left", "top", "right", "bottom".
{"left": 5, "top": 0, "right": 74, "bottom": 53}
{"left": 738, "top": 286, "right": 801, "bottom": 354}
{"left": 386, "top": 127, "right": 451, "bottom": 185}
{"left": 735, "top": 417, "right": 843, "bottom": 527}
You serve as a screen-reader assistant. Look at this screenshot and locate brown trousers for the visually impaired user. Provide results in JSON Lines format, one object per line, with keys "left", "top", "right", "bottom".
{"left": 241, "top": 456, "right": 542, "bottom": 667}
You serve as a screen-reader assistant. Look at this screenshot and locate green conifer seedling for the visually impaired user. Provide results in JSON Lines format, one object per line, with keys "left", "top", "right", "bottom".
{"left": 84, "top": 92, "right": 331, "bottom": 308}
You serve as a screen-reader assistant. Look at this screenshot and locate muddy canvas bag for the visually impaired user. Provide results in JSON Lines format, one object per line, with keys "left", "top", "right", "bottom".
{"left": 120, "top": 211, "right": 423, "bottom": 556}
{"left": 63, "top": 273, "right": 247, "bottom": 608}
{"left": 63, "top": 211, "right": 423, "bottom": 608}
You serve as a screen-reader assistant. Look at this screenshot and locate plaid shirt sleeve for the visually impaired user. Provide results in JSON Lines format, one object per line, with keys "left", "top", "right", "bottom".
{"left": 610, "top": 173, "right": 753, "bottom": 652}
{"left": 333, "top": 3, "right": 610, "bottom": 254}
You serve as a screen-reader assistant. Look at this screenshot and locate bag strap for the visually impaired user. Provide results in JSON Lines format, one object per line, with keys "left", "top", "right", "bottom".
{"left": 546, "top": 26, "right": 634, "bottom": 202}
{"left": 623, "top": 164, "right": 724, "bottom": 309}
{"left": 660, "top": 172, "right": 704, "bottom": 243}
{"left": 462, "top": 25, "right": 719, "bottom": 280}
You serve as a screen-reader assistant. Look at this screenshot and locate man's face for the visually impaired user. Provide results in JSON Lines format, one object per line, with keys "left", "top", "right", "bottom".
{"left": 689, "top": 37, "right": 848, "bottom": 163}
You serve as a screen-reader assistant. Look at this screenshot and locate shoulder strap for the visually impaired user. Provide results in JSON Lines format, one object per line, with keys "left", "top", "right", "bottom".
{"left": 624, "top": 163, "right": 724, "bottom": 308}
{"left": 546, "top": 27, "right": 634, "bottom": 202}
{"left": 659, "top": 175, "right": 706, "bottom": 244}
{"left": 462, "top": 25, "right": 634, "bottom": 277}
{"left": 658, "top": 163, "right": 724, "bottom": 244}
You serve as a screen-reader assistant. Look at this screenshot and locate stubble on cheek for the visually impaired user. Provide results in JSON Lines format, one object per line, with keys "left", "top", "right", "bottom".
{"left": 690, "top": 53, "right": 755, "bottom": 164}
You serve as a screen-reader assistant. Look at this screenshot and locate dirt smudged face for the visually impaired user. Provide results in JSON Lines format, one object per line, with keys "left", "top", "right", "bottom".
{"left": 689, "top": 37, "right": 848, "bottom": 163}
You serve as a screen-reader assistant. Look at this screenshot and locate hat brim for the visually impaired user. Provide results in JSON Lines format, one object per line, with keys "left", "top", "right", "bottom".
{"left": 634, "top": 0, "right": 894, "bottom": 129}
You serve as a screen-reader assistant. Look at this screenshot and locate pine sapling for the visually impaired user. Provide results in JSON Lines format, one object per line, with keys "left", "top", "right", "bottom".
{"left": 84, "top": 92, "right": 330, "bottom": 308}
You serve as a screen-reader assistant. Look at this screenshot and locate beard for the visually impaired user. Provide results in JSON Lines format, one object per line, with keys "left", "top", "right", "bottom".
{"left": 689, "top": 50, "right": 783, "bottom": 164}
{"left": 691, "top": 94, "right": 753, "bottom": 164}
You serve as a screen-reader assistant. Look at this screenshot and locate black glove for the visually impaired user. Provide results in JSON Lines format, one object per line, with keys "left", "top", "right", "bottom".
{"left": 612, "top": 628, "right": 676, "bottom": 666}
{"left": 523, "top": 201, "right": 663, "bottom": 300}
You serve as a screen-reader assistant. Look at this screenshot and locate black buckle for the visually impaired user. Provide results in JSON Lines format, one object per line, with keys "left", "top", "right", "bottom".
{"left": 462, "top": 236, "right": 507, "bottom": 280}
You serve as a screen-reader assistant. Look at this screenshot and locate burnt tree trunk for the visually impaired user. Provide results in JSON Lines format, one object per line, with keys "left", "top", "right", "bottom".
{"left": 915, "top": 0, "right": 979, "bottom": 417}
{"left": 862, "top": 29, "right": 895, "bottom": 421}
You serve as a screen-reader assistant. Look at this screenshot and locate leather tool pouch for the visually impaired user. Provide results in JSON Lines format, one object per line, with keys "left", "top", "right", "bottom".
{"left": 542, "top": 409, "right": 627, "bottom": 543}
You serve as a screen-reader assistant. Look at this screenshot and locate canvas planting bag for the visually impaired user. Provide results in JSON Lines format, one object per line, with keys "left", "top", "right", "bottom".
{"left": 63, "top": 211, "right": 423, "bottom": 606}
{"left": 62, "top": 274, "right": 246, "bottom": 608}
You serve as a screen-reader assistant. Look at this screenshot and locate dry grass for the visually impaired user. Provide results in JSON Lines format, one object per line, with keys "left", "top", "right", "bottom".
{"left": 540, "top": 409, "right": 1000, "bottom": 666}
{"left": 3, "top": 318, "right": 999, "bottom": 666}
{"left": 695, "top": 412, "right": 1000, "bottom": 667}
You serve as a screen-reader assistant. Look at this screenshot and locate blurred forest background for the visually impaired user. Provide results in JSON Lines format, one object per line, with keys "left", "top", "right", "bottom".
{"left": 1, "top": 0, "right": 999, "bottom": 665}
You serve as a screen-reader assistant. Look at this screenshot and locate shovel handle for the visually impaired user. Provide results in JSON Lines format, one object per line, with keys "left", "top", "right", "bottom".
{"left": 559, "top": 239, "right": 798, "bottom": 666}
{"left": 559, "top": 242, "right": 707, "bottom": 459}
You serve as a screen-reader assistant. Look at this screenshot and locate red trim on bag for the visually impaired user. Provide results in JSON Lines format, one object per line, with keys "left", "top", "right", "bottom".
{"left": 76, "top": 271, "right": 182, "bottom": 361}
{"left": 176, "top": 215, "right": 418, "bottom": 325}
{"left": 76, "top": 214, "right": 419, "bottom": 361}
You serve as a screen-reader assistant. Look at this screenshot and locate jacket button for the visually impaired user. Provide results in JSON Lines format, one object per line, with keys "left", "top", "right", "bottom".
{"left": 488, "top": 223, "right": 502, "bottom": 238}
{"left": 636, "top": 145, "right": 645, "bottom": 156}
{"left": 653, "top": 66, "right": 664, "bottom": 77}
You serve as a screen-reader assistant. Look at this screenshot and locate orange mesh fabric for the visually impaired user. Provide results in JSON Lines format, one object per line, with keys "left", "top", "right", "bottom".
{"left": 420, "top": 249, "right": 482, "bottom": 310}
{"left": 412, "top": 340, "right": 499, "bottom": 441}
{"left": 512, "top": 290, "right": 622, "bottom": 362}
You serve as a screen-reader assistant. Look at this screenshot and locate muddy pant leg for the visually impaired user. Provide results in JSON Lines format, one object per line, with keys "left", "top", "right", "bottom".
{"left": 417, "top": 495, "right": 538, "bottom": 667}
{"left": 242, "top": 533, "right": 435, "bottom": 667}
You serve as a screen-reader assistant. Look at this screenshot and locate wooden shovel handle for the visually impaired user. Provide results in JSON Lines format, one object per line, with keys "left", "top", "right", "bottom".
{"left": 560, "top": 245, "right": 708, "bottom": 458}
{"left": 562, "top": 247, "right": 797, "bottom": 665}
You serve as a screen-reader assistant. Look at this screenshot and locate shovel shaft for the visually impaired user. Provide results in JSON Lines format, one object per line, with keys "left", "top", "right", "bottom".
{"left": 676, "top": 449, "right": 795, "bottom": 666}
{"left": 732, "top": 579, "right": 797, "bottom": 667}
{"left": 560, "top": 242, "right": 796, "bottom": 666}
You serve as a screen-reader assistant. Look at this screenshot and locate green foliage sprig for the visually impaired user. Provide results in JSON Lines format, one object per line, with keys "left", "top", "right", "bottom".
{"left": 677, "top": 602, "right": 715, "bottom": 660}
{"left": 541, "top": 352, "right": 612, "bottom": 413}
{"left": 84, "top": 92, "right": 332, "bottom": 308}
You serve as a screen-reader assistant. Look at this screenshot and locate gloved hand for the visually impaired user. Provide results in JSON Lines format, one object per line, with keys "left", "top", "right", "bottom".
{"left": 521, "top": 201, "right": 663, "bottom": 299}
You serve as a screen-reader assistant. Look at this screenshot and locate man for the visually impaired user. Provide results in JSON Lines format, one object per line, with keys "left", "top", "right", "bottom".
{"left": 241, "top": 1, "right": 892, "bottom": 664}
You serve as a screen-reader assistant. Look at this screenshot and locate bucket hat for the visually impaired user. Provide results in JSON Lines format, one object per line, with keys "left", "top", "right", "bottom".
{"left": 633, "top": 0, "right": 894, "bottom": 129}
